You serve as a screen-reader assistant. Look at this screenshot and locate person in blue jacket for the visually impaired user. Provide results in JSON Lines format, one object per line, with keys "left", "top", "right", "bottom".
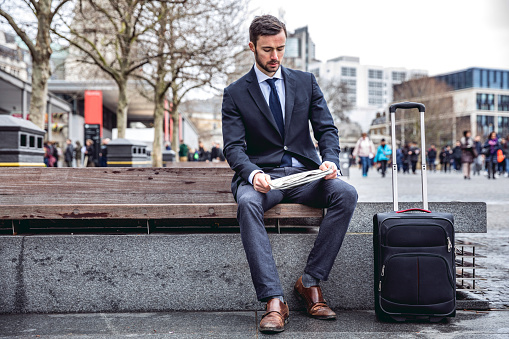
{"left": 374, "top": 138, "right": 392, "bottom": 177}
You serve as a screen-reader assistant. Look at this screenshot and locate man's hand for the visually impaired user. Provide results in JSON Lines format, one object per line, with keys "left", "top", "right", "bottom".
{"left": 320, "top": 161, "right": 338, "bottom": 180}
{"left": 253, "top": 172, "right": 272, "bottom": 193}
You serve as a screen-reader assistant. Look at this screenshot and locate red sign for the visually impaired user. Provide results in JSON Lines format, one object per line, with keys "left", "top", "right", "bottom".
{"left": 84, "top": 90, "right": 103, "bottom": 137}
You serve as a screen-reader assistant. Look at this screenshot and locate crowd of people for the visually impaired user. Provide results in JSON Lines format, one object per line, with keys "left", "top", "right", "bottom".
{"left": 43, "top": 138, "right": 110, "bottom": 168}
{"left": 350, "top": 131, "right": 509, "bottom": 179}
{"left": 178, "top": 140, "right": 225, "bottom": 162}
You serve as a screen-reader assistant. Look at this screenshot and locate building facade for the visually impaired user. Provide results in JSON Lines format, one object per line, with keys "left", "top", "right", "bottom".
{"left": 285, "top": 26, "right": 317, "bottom": 72}
{"left": 311, "top": 56, "right": 427, "bottom": 131}
{"left": 0, "top": 30, "right": 29, "bottom": 82}
{"left": 435, "top": 67, "right": 509, "bottom": 139}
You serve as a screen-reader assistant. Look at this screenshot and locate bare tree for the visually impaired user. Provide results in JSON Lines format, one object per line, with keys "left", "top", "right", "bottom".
{"left": 53, "top": 0, "right": 161, "bottom": 139}
{"left": 318, "top": 77, "right": 354, "bottom": 123}
{"left": 0, "top": 0, "right": 73, "bottom": 130}
{"left": 393, "top": 77, "right": 454, "bottom": 147}
{"left": 136, "top": 0, "right": 247, "bottom": 166}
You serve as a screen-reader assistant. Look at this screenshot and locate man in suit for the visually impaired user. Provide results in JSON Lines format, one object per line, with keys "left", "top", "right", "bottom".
{"left": 222, "top": 15, "right": 357, "bottom": 333}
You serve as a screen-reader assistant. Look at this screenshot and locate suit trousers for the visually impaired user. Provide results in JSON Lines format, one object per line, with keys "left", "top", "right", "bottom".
{"left": 236, "top": 167, "right": 358, "bottom": 301}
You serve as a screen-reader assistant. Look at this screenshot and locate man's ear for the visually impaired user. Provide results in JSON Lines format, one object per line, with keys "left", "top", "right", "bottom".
{"left": 249, "top": 41, "right": 255, "bottom": 53}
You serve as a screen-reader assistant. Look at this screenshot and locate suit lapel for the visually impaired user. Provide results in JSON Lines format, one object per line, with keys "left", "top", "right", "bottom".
{"left": 246, "top": 67, "right": 282, "bottom": 137}
{"left": 282, "top": 67, "right": 296, "bottom": 136}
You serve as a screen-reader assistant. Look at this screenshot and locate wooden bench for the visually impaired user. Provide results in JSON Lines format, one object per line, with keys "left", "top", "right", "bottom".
{"left": 0, "top": 167, "right": 323, "bottom": 234}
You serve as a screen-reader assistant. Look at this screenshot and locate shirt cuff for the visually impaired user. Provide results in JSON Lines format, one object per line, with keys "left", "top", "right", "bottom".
{"left": 248, "top": 169, "right": 264, "bottom": 185}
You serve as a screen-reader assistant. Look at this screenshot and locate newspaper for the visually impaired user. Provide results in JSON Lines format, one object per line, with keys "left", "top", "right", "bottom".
{"left": 268, "top": 168, "right": 334, "bottom": 190}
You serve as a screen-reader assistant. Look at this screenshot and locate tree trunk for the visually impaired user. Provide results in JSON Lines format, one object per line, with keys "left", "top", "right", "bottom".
{"left": 29, "top": 57, "right": 51, "bottom": 131}
{"left": 116, "top": 82, "right": 129, "bottom": 139}
{"left": 152, "top": 95, "right": 165, "bottom": 167}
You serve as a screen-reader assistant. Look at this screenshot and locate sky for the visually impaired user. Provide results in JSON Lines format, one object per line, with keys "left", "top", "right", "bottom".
{"left": 248, "top": 0, "right": 509, "bottom": 76}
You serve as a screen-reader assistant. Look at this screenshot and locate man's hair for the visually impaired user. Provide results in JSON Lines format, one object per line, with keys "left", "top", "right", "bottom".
{"left": 249, "top": 15, "right": 287, "bottom": 46}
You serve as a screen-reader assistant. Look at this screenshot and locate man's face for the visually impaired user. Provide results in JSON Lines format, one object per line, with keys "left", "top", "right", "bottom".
{"left": 249, "top": 30, "right": 286, "bottom": 77}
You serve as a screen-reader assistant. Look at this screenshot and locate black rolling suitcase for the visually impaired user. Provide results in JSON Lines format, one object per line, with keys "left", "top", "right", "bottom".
{"left": 373, "top": 102, "right": 456, "bottom": 322}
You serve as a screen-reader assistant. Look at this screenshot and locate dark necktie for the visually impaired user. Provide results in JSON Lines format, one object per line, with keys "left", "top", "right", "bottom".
{"left": 266, "top": 78, "right": 292, "bottom": 167}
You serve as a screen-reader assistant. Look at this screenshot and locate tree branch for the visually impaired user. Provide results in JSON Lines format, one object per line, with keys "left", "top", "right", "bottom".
{"left": 0, "top": 7, "right": 37, "bottom": 55}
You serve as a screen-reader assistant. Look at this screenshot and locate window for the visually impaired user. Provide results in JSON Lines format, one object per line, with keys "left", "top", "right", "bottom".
{"left": 29, "top": 135, "right": 35, "bottom": 148}
{"left": 476, "top": 93, "right": 495, "bottom": 110}
{"left": 369, "top": 97, "right": 383, "bottom": 105}
{"left": 499, "top": 117, "right": 509, "bottom": 137}
{"left": 369, "top": 69, "right": 383, "bottom": 79}
{"left": 499, "top": 95, "right": 509, "bottom": 111}
{"left": 37, "top": 137, "right": 43, "bottom": 149}
{"left": 341, "top": 67, "right": 356, "bottom": 77}
{"left": 20, "top": 134, "right": 27, "bottom": 147}
{"left": 392, "top": 72, "right": 406, "bottom": 82}
{"left": 476, "top": 115, "right": 495, "bottom": 138}
{"left": 368, "top": 81, "right": 383, "bottom": 88}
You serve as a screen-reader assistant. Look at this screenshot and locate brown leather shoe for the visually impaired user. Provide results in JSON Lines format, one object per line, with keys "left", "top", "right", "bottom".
{"left": 258, "top": 298, "right": 289, "bottom": 333}
{"left": 294, "top": 276, "right": 337, "bottom": 320}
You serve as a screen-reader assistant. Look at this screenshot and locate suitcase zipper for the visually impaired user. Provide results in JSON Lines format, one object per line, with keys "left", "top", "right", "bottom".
{"left": 382, "top": 221, "right": 453, "bottom": 248}
{"left": 379, "top": 265, "right": 385, "bottom": 292}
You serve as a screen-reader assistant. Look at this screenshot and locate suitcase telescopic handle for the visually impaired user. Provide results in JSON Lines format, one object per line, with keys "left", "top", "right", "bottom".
{"left": 390, "top": 102, "right": 428, "bottom": 212}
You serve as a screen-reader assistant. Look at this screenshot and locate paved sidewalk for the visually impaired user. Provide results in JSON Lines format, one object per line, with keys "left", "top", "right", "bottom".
{"left": 1, "top": 167, "right": 508, "bottom": 338}
{"left": 1, "top": 310, "right": 509, "bottom": 338}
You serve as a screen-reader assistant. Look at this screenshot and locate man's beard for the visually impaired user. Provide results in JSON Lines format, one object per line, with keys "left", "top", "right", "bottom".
{"left": 254, "top": 50, "right": 280, "bottom": 74}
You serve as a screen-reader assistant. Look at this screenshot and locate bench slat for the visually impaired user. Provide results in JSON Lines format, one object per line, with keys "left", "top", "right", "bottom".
{"left": 0, "top": 168, "right": 236, "bottom": 204}
{"left": 0, "top": 203, "right": 323, "bottom": 220}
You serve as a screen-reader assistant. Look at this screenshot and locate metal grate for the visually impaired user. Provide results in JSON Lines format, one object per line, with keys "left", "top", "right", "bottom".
{"left": 456, "top": 239, "right": 486, "bottom": 291}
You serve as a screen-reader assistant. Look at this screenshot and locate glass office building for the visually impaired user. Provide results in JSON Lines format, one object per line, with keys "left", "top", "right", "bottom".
{"left": 435, "top": 68, "right": 509, "bottom": 138}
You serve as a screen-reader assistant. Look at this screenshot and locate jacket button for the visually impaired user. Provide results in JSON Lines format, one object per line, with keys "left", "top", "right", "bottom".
{"left": 284, "top": 146, "right": 288, "bottom": 151}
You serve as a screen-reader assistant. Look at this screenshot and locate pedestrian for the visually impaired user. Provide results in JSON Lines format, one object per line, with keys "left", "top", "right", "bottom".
{"left": 187, "top": 148, "right": 199, "bottom": 162}
{"left": 210, "top": 142, "right": 224, "bottom": 162}
{"left": 197, "top": 140, "right": 209, "bottom": 161}
{"left": 179, "top": 139, "right": 188, "bottom": 162}
{"left": 396, "top": 147, "right": 403, "bottom": 172}
{"left": 75, "top": 141, "right": 82, "bottom": 167}
{"left": 483, "top": 131, "right": 501, "bottom": 179}
{"left": 352, "top": 132, "right": 375, "bottom": 177}
{"left": 402, "top": 143, "right": 410, "bottom": 174}
{"left": 51, "top": 141, "right": 60, "bottom": 167}
{"left": 84, "top": 139, "right": 96, "bottom": 167}
{"left": 460, "top": 130, "right": 476, "bottom": 180}
{"left": 165, "top": 142, "right": 172, "bottom": 151}
{"left": 99, "top": 138, "right": 110, "bottom": 167}
{"left": 472, "top": 136, "right": 483, "bottom": 176}
{"left": 221, "top": 15, "right": 357, "bottom": 333}
{"left": 499, "top": 137, "right": 508, "bottom": 176}
{"left": 64, "top": 139, "right": 74, "bottom": 167}
{"left": 440, "top": 146, "right": 452, "bottom": 173}
{"left": 408, "top": 141, "right": 420, "bottom": 174}
{"left": 452, "top": 141, "right": 462, "bottom": 172}
{"left": 426, "top": 144, "right": 437, "bottom": 172}
{"left": 374, "top": 138, "right": 391, "bottom": 177}
{"left": 43, "top": 142, "right": 51, "bottom": 167}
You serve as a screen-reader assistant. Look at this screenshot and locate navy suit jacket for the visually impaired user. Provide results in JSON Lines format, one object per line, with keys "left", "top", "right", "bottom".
{"left": 222, "top": 66, "right": 340, "bottom": 199}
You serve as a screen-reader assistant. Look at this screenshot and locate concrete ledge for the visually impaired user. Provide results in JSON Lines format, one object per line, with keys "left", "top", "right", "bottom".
{"left": 348, "top": 202, "right": 487, "bottom": 233}
{"left": 0, "top": 233, "right": 488, "bottom": 314}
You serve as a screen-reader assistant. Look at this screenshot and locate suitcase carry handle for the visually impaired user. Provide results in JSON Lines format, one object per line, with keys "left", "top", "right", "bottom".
{"left": 390, "top": 102, "right": 428, "bottom": 211}
{"left": 396, "top": 208, "right": 431, "bottom": 213}
{"left": 389, "top": 102, "right": 425, "bottom": 113}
